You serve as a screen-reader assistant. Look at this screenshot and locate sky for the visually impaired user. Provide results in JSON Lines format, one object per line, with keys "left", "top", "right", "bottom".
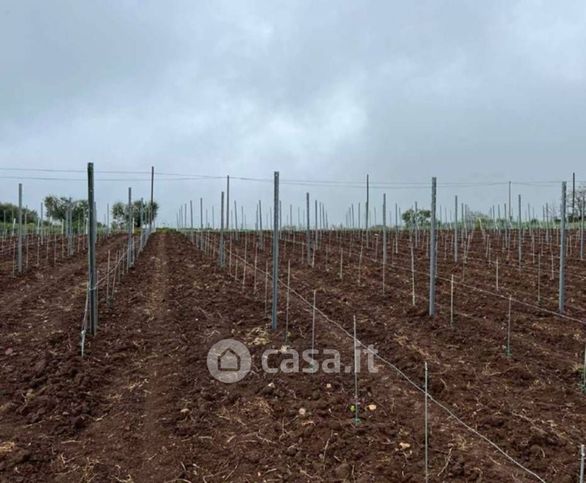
{"left": 1, "top": 0, "right": 585, "bottom": 227}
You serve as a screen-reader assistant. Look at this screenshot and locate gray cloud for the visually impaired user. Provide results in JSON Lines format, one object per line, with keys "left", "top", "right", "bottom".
{"left": 1, "top": 0, "right": 585, "bottom": 225}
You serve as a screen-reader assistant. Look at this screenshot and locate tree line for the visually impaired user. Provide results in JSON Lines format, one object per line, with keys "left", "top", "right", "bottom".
{"left": 0, "top": 196, "right": 158, "bottom": 229}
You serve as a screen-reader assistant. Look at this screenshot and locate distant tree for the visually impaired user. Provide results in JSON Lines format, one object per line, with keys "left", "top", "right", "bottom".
{"left": 0, "top": 202, "right": 38, "bottom": 225}
{"left": 44, "top": 196, "right": 88, "bottom": 225}
{"left": 466, "top": 211, "right": 491, "bottom": 228}
{"left": 402, "top": 208, "right": 431, "bottom": 227}
{"left": 112, "top": 200, "right": 158, "bottom": 229}
{"left": 570, "top": 184, "right": 586, "bottom": 222}
{"left": 545, "top": 183, "right": 586, "bottom": 224}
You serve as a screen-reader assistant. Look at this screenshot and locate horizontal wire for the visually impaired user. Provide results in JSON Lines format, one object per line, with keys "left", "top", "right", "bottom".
{"left": 0, "top": 167, "right": 581, "bottom": 188}
{"left": 211, "top": 233, "right": 548, "bottom": 482}
{"left": 0, "top": 174, "right": 580, "bottom": 191}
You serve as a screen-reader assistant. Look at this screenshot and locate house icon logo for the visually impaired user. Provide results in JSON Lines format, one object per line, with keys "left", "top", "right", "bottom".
{"left": 207, "top": 339, "right": 251, "bottom": 383}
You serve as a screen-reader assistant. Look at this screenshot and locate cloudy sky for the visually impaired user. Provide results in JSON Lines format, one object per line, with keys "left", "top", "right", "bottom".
{"left": 1, "top": 0, "right": 585, "bottom": 226}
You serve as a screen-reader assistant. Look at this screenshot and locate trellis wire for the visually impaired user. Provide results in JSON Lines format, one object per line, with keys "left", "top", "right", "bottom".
{"left": 338, "top": 239, "right": 586, "bottom": 327}
{"left": 220, "top": 242, "right": 548, "bottom": 482}
{"left": 79, "top": 230, "right": 153, "bottom": 356}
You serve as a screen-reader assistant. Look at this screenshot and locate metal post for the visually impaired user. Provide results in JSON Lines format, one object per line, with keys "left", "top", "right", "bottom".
{"left": 40, "top": 202, "right": 44, "bottom": 244}
{"left": 580, "top": 199, "right": 586, "bottom": 260}
{"left": 226, "top": 175, "right": 230, "bottom": 231}
{"left": 17, "top": 183, "right": 23, "bottom": 274}
{"left": 87, "top": 163, "right": 98, "bottom": 335}
{"left": 306, "top": 192, "right": 311, "bottom": 265}
{"left": 429, "top": 177, "right": 437, "bottom": 317}
{"left": 314, "top": 199, "right": 318, "bottom": 251}
{"left": 149, "top": 166, "right": 154, "bottom": 233}
{"left": 259, "top": 200, "right": 263, "bottom": 247}
{"left": 190, "top": 199, "right": 194, "bottom": 242}
{"left": 234, "top": 200, "right": 238, "bottom": 239}
{"left": 365, "top": 174, "right": 370, "bottom": 245}
{"left": 382, "top": 193, "right": 387, "bottom": 292}
{"left": 271, "top": 171, "right": 279, "bottom": 330}
{"left": 200, "top": 197, "right": 203, "bottom": 248}
{"left": 454, "top": 195, "right": 458, "bottom": 262}
{"left": 127, "top": 187, "right": 133, "bottom": 267}
{"left": 450, "top": 275, "right": 455, "bottom": 327}
{"left": 139, "top": 198, "right": 144, "bottom": 250}
{"left": 219, "top": 192, "right": 225, "bottom": 267}
{"left": 572, "top": 172, "right": 576, "bottom": 218}
{"left": 559, "top": 181, "right": 567, "bottom": 313}
{"left": 509, "top": 181, "right": 513, "bottom": 223}
{"left": 383, "top": 193, "right": 387, "bottom": 267}
{"left": 67, "top": 198, "right": 73, "bottom": 256}
{"left": 518, "top": 194, "right": 522, "bottom": 268}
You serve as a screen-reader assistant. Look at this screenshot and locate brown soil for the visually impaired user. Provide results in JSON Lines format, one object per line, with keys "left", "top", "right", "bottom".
{"left": 0, "top": 230, "right": 584, "bottom": 482}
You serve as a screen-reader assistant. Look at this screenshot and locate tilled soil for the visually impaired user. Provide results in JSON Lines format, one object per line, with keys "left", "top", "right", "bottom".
{"left": 0, "top": 231, "right": 584, "bottom": 482}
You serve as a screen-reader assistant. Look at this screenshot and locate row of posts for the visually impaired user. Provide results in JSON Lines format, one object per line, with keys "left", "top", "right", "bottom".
{"left": 86, "top": 163, "right": 155, "bottom": 336}
{"left": 210, "top": 175, "right": 571, "bottom": 325}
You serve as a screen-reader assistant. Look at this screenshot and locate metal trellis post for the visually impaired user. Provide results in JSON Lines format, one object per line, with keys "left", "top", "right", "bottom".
{"left": 271, "top": 171, "right": 280, "bottom": 330}
{"left": 429, "top": 177, "right": 437, "bottom": 317}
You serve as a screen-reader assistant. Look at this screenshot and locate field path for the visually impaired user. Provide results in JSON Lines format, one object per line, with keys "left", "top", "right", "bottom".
{"left": 47, "top": 232, "right": 194, "bottom": 481}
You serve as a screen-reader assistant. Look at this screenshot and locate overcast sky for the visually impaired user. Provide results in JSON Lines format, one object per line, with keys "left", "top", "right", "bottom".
{"left": 1, "top": 0, "right": 585, "bottom": 226}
